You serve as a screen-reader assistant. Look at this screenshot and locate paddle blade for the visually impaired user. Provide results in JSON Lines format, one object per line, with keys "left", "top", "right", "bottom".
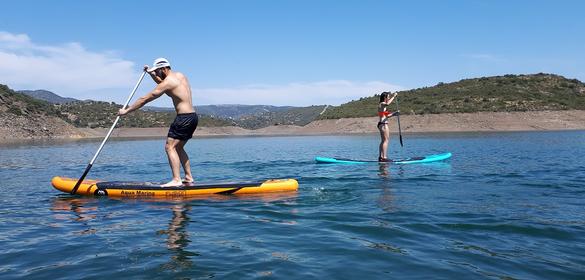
{"left": 399, "top": 134, "right": 403, "bottom": 147}
{"left": 71, "top": 163, "right": 92, "bottom": 194}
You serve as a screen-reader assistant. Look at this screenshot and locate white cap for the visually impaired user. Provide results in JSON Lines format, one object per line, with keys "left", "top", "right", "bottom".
{"left": 147, "top": 57, "right": 171, "bottom": 72}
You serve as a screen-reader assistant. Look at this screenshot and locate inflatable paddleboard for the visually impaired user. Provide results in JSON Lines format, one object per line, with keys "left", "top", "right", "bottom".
{"left": 315, "top": 152, "right": 452, "bottom": 164}
{"left": 51, "top": 176, "right": 298, "bottom": 198}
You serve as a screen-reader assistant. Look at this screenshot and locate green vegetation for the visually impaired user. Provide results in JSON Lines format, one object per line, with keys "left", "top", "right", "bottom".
{"left": 319, "top": 74, "right": 585, "bottom": 119}
{"left": 56, "top": 101, "right": 171, "bottom": 128}
{"left": 1, "top": 85, "right": 232, "bottom": 128}
{"left": 4, "top": 73, "right": 585, "bottom": 128}
{"left": 56, "top": 101, "right": 232, "bottom": 128}
{"left": 0, "top": 84, "right": 60, "bottom": 117}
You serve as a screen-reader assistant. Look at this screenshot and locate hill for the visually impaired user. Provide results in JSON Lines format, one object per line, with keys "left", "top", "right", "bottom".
{"left": 19, "top": 89, "right": 79, "bottom": 104}
{"left": 319, "top": 73, "right": 585, "bottom": 119}
{"left": 0, "top": 85, "right": 83, "bottom": 139}
{"left": 1, "top": 86, "right": 59, "bottom": 116}
{"left": 8, "top": 73, "right": 585, "bottom": 134}
{"left": 1, "top": 85, "right": 232, "bottom": 133}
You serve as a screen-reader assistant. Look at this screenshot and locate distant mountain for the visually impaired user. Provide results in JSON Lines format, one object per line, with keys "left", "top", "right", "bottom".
{"left": 145, "top": 104, "right": 295, "bottom": 118}
{"left": 236, "top": 105, "right": 327, "bottom": 129}
{"left": 196, "top": 104, "right": 295, "bottom": 119}
{"left": 18, "top": 89, "right": 78, "bottom": 104}
{"left": 143, "top": 106, "right": 175, "bottom": 112}
{"left": 145, "top": 104, "right": 325, "bottom": 128}
{"left": 145, "top": 104, "right": 325, "bottom": 129}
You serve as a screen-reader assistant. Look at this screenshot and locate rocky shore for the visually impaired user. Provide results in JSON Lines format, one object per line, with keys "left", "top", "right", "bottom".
{"left": 0, "top": 114, "right": 88, "bottom": 141}
{"left": 1, "top": 110, "right": 584, "bottom": 143}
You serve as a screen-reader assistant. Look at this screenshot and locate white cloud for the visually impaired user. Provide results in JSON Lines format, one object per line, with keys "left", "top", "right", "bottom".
{"left": 0, "top": 32, "right": 30, "bottom": 44}
{"left": 0, "top": 31, "right": 404, "bottom": 106}
{"left": 0, "top": 31, "right": 137, "bottom": 99}
{"left": 193, "top": 80, "right": 404, "bottom": 106}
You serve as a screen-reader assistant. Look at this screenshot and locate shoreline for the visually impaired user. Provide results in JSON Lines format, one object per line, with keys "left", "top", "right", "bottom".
{"left": 1, "top": 110, "right": 584, "bottom": 144}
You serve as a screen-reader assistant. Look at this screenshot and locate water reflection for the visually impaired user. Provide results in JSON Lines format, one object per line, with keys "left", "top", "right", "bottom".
{"left": 51, "top": 196, "right": 99, "bottom": 235}
{"left": 51, "top": 197, "right": 98, "bottom": 221}
{"left": 51, "top": 196, "right": 198, "bottom": 270}
{"left": 378, "top": 163, "right": 390, "bottom": 178}
{"left": 377, "top": 164, "right": 395, "bottom": 212}
{"left": 50, "top": 192, "right": 298, "bottom": 273}
{"left": 158, "top": 203, "right": 197, "bottom": 271}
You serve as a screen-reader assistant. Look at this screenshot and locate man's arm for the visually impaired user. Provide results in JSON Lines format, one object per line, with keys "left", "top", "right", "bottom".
{"left": 118, "top": 79, "right": 174, "bottom": 115}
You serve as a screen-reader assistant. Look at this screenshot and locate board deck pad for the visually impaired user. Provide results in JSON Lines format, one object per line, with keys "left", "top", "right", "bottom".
{"left": 96, "top": 181, "right": 264, "bottom": 190}
{"left": 315, "top": 152, "right": 452, "bottom": 164}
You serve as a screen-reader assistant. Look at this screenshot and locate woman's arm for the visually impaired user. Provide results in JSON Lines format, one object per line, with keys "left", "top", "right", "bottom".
{"left": 387, "top": 92, "right": 398, "bottom": 105}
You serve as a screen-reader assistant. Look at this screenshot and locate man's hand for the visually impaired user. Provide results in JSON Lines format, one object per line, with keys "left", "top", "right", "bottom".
{"left": 144, "top": 65, "right": 155, "bottom": 75}
{"left": 118, "top": 108, "right": 129, "bottom": 116}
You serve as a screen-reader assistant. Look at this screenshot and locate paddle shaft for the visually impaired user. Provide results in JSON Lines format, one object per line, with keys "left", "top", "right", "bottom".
{"left": 395, "top": 94, "right": 404, "bottom": 147}
{"left": 70, "top": 72, "right": 146, "bottom": 194}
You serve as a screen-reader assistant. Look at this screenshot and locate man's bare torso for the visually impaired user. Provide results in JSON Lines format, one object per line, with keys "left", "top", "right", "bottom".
{"left": 165, "top": 72, "right": 195, "bottom": 114}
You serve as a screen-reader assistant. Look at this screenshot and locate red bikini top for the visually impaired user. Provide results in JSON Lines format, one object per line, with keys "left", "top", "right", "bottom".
{"left": 378, "top": 111, "right": 393, "bottom": 117}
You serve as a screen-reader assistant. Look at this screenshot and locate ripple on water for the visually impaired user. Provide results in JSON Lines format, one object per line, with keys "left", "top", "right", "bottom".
{"left": 1, "top": 132, "right": 585, "bottom": 279}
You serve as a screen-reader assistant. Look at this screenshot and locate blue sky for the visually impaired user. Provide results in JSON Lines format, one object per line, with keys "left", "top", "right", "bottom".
{"left": 1, "top": 0, "right": 583, "bottom": 106}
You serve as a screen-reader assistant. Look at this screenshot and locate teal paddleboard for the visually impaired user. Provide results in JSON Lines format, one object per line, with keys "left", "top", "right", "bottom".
{"left": 315, "top": 152, "right": 452, "bottom": 164}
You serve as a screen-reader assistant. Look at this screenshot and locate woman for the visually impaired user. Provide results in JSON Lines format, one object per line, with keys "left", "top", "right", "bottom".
{"left": 377, "top": 92, "right": 399, "bottom": 162}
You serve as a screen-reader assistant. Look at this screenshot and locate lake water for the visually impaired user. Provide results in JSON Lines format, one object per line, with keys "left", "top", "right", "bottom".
{"left": 1, "top": 131, "right": 584, "bottom": 279}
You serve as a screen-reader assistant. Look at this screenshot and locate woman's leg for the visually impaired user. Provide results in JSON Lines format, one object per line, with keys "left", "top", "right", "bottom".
{"left": 379, "top": 125, "right": 390, "bottom": 160}
{"left": 378, "top": 125, "right": 386, "bottom": 159}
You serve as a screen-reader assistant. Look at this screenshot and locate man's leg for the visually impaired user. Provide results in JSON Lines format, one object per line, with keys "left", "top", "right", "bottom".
{"left": 176, "top": 140, "right": 193, "bottom": 182}
{"left": 162, "top": 137, "right": 183, "bottom": 187}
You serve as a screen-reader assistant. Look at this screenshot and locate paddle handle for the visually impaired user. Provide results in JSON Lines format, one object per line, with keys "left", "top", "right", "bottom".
{"left": 395, "top": 94, "right": 403, "bottom": 147}
{"left": 71, "top": 71, "right": 146, "bottom": 194}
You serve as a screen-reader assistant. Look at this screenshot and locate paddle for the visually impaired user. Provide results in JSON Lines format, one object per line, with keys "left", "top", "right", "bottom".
{"left": 395, "top": 92, "right": 404, "bottom": 147}
{"left": 70, "top": 71, "right": 147, "bottom": 194}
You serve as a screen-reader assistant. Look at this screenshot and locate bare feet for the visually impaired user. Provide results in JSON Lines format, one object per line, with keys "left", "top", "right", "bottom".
{"left": 182, "top": 177, "right": 195, "bottom": 186}
{"left": 182, "top": 176, "right": 194, "bottom": 183}
{"left": 161, "top": 179, "right": 183, "bottom": 187}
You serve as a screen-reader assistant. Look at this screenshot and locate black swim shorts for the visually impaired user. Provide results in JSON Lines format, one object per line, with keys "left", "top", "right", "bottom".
{"left": 168, "top": 112, "right": 198, "bottom": 141}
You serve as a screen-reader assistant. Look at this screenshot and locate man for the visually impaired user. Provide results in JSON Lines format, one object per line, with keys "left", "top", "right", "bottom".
{"left": 118, "top": 58, "right": 198, "bottom": 187}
